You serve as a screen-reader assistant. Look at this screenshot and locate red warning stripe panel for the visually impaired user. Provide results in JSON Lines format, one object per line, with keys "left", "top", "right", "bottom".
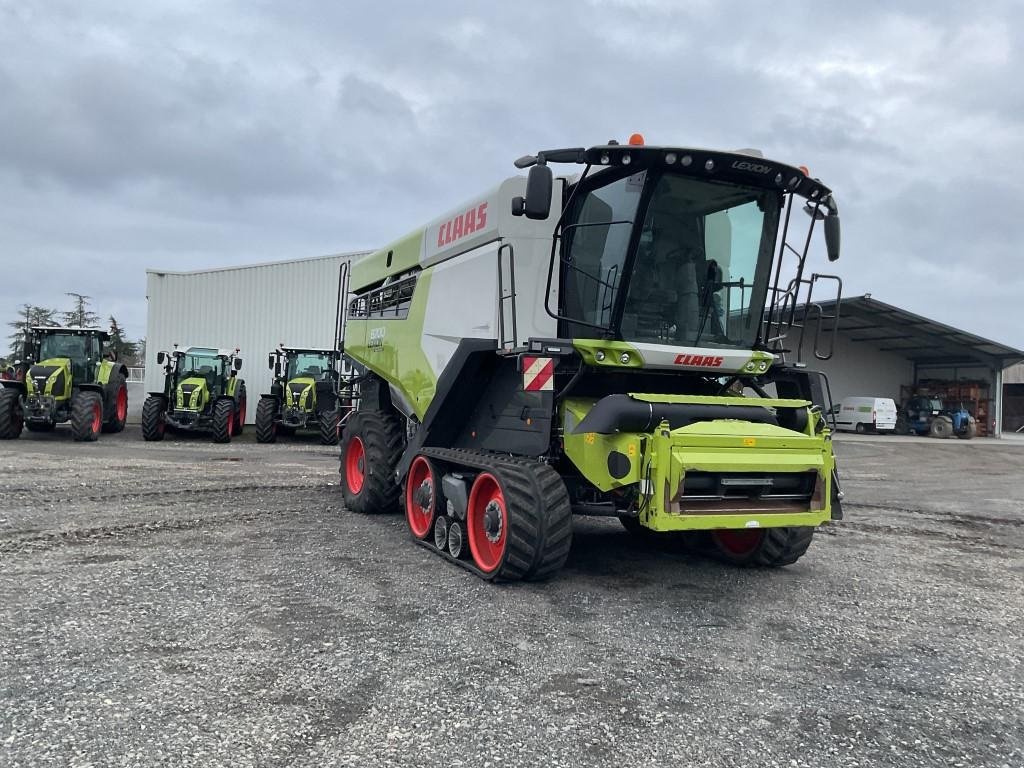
{"left": 522, "top": 356, "right": 554, "bottom": 391}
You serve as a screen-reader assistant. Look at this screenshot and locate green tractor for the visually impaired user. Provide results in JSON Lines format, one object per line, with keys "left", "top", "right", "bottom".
{"left": 255, "top": 347, "right": 343, "bottom": 445}
{"left": 0, "top": 326, "right": 129, "bottom": 441}
{"left": 141, "top": 346, "right": 246, "bottom": 443}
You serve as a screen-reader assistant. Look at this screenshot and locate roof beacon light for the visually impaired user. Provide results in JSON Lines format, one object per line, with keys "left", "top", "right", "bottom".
{"left": 798, "top": 165, "right": 810, "bottom": 176}
{"left": 628, "top": 133, "right": 645, "bottom": 146}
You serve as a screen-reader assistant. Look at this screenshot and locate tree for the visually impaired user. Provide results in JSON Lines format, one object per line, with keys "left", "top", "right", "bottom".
{"left": 8, "top": 304, "right": 59, "bottom": 359}
{"left": 108, "top": 316, "right": 139, "bottom": 363}
{"left": 63, "top": 293, "right": 100, "bottom": 328}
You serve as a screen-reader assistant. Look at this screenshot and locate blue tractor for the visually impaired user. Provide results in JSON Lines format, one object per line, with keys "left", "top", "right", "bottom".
{"left": 896, "top": 395, "right": 977, "bottom": 439}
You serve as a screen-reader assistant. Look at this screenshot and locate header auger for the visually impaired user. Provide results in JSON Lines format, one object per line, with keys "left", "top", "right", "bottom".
{"left": 336, "top": 136, "right": 844, "bottom": 582}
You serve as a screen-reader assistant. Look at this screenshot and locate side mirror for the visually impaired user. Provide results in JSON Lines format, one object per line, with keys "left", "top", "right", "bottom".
{"left": 824, "top": 215, "right": 841, "bottom": 262}
{"left": 511, "top": 164, "right": 553, "bottom": 220}
{"left": 234, "top": 358, "right": 243, "bottom": 371}
{"left": 267, "top": 354, "right": 275, "bottom": 370}
{"left": 157, "top": 351, "right": 166, "bottom": 365}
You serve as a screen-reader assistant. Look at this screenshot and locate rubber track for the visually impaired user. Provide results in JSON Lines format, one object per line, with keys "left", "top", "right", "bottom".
{"left": 0, "top": 388, "right": 22, "bottom": 439}
{"left": 70, "top": 391, "right": 101, "bottom": 442}
{"left": 751, "top": 526, "right": 815, "bottom": 567}
{"left": 255, "top": 397, "right": 277, "bottom": 443}
{"left": 141, "top": 396, "right": 166, "bottom": 442}
{"left": 340, "top": 410, "right": 405, "bottom": 513}
{"left": 419, "top": 447, "right": 573, "bottom": 582}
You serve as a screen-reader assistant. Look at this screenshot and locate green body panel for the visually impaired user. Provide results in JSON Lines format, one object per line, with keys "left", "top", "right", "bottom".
{"left": 286, "top": 377, "right": 317, "bottom": 412}
{"left": 562, "top": 394, "right": 834, "bottom": 533}
{"left": 350, "top": 229, "right": 425, "bottom": 292}
{"left": 345, "top": 271, "right": 437, "bottom": 420}
{"left": 96, "top": 359, "right": 116, "bottom": 385}
{"left": 227, "top": 376, "right": 239, "bottom": 398}
{"left": 175, "top": 377, "right": 210, "bottom": 412}
{"left": 26, "top": 358, "right": 73, "bottom": 400}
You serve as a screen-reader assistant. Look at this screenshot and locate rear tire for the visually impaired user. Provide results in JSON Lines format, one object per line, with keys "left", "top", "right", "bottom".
{"left": 930, "top": 416, "right": 953, "bottom": 439}
{"left": 255, "top": 397, "right": 278, "bottom": 443}
{"left": 339, "top": 410, "right": 405, "bottom": 513}
{"left": 957, "top": 417, "right": 977, "bottom": 439}
{"left": 141, "top": 396, "right": 167, "bottom": 441}
{"left": 212, "top": 399, "right": 235, "bottom": 443}
{"left": 319, "top": 408, "right": 340, "bottom": 445}
{"left": 711, "top": 526, "right": 814, "bottom": 567}
{"left": 0, "top": 388, "right": 23, "bottom": 439}
{"left": 71, "top": 391, "right": 102, "bottom": 442}
{"left": 102, "top": 373, "right": 128, "bottom": 433}
{"left": 233, "top": 384, "right": 247, "bottom": 435}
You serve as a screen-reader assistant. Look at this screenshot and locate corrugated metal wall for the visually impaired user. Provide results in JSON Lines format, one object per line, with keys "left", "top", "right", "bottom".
{"left": 145, "top": 252, "right": 366, "bottom": 422}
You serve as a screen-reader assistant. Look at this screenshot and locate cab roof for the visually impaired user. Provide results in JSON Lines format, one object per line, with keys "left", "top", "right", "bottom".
{"left": 31, "top": 326, "right": 110, "bottom": 341}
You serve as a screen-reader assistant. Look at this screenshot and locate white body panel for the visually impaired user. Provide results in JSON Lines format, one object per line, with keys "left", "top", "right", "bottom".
{"left": 833, "top": 396, "right": 898, "bottom": 433}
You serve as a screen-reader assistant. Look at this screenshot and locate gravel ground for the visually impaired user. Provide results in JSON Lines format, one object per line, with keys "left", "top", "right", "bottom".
{"left": 1, "top": 427, "right": 1022, "bottom": 767}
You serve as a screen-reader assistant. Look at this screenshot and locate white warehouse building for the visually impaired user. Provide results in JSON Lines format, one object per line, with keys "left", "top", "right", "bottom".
{"left": 144, "top": 252, "right": 366, "bottom": 423}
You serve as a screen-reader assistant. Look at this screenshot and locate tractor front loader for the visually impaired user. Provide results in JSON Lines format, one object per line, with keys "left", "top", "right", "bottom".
{"left": 255, "top": 347, "right": 343, "bottom": 445}
{"left": 336, "top": 135, "right": 845, "bottom": 582}
{"left": 141, "top": 346, "right": 246, "bottom": 443}
{"left": 0, "top": 326, "right": 128, "bottom": 442}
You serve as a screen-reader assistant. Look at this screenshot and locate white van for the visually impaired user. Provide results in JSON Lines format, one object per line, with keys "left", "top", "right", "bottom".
{"left": 832, "top": 396, "right": 898, "bottom": 434}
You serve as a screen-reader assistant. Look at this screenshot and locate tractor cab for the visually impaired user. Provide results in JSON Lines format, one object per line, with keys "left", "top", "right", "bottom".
{"left": 255, "top": 346, "right": 342, "bottom": 445}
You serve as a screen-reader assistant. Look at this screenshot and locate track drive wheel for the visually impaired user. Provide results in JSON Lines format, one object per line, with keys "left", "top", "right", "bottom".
{"left": 0, "top": 388, "right": 23, "bottom": 439}
{"left": 405, "top": 455, "right": 439, "bottom": 539}
{"left": 102, "top": 373, "right": 128, "bottom": 433}
{"left": 465, "top": 460, "right": 573, "bottom": 582}
{"left": 710, "top": 526, "right": 814, "bottom": 567}
{"left": 254, "top": 397, "right": 278, "bottom": 443}
{"left": 141, "top": 395, "right": 167, "bottom": 441}
{"left": 212, "top": 399, "right": 235, "bottom": 443}
{"left": 71, "top": 390, "right": 102, "bottom": 442}
{"left": 339, "top": 410, "right": 405, "bottom": 513}
{"left": 319, "top": 408, "right": 340, "bottom": 446}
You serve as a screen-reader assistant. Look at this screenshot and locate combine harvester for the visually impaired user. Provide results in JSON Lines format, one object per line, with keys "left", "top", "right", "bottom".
{"left": 338, "top": 135, "right": 844, "bottom": 581}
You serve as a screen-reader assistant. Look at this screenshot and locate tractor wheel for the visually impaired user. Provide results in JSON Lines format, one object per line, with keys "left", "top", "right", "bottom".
{"left": 710, "top": 526, "right": 815, "bottom": 567}
{"left": 339, "top": 410, "right": 405, "bottom": 513}
{"left": 141, "top": 396, "right": 167, "bottom": 441}
{"left": 319, "top": 408, "right": 340, "bottom": 446}
{"left": 233, "top": 384, "right": 247, "bottom": 435}
{"left": 0, "top": 388, "right": 23, "bottom": 439}
{"left": 405, "top": 455, "right": 440, "bottom": 540}
{"left": 26, "top": 422, "right": 55, "bottom": 433}
{"left": 618, "top": 515, "right": 654, "bottom": 537}
{"left": 255, "top": 397, "right": 278, "bottom": 443}
{"left": 70, "top": 391, "right": 102, "bottom": 442}
{"left": 957, "top": 417, "right": 978, "bottom": 440}
{"left": 930, "top": 416, "right": 953, "bottom": 439}
{"left": 212, "top": 399, "right": 235, "bottom": 444}
{"left": 464, "top": 460, "right": 573, "bottom": 582}
{"left": 102, "top": 373, "right": 128, "bottom": 433}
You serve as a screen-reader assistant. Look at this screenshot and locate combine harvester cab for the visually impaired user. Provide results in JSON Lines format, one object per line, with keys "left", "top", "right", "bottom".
{"left": 0, "top": 326, "right": 129, "bottom": 442}
{"left": 142, "top": 346, "right": 246, "bottom": 443}
{"left": 338, "top": 135, "right": 844, "bottom": 581}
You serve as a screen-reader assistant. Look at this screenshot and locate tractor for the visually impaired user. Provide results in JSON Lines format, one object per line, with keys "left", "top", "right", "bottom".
{"left": 141, "top": 346, "right": 246, "bottom": 443}
{"left": 0, "top": 326, "right": 128, "bottom": 441}
{"left": 336, "top": 135, "right": 844, "bottom": 581}
{"left": 255, "top": 347, "right": 343, "bottom": 444}
{"left": 896, "top": 395, "right": 977, "bottom": 439}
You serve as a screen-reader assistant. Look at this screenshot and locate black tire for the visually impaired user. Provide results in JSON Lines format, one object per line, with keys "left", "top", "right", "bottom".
{"left": 319, "top": 408, "right": 340, "bottom": 445}
{"left": 618, "top": 514, "right": 653, "bottom": 537}
{"left": 339, "top": 410, "right": 405, "bottom": 513}
{"left": 854, "top": 422, "right": 866, "bottom": 434}
{"left": 711, "top": 526, "right": 815, "bottom": 567}
{"left": 930, "top": 416, "right": 953, "bottom": 439}
{"left": 233, "top": 384, "right": 247, "bottom": 436}
{"left": 70, "top": 390, "right": 102, "bottom": 442}
{"left": 212, "top": 399, "right": 235, "bottom": 444}
{"left": 957, "top": 417, "right": 977, "bottom": 440}
{"left": 0, "top": 388, "right": 23, "bottom": 439}
{"left": 26, "top": 422, "right": 55, "bottom": 433}
{"left": 102, "top": 373, "right": 128, "bottom": 434}
{"left": 255, "top": 397, "right": 278, "bottom": 444}
{"left": 141, "top": 395, "right": 167, "bottom": 441}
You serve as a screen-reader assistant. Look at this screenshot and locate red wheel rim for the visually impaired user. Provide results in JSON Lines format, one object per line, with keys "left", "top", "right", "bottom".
{"left": 405, "top": 455, "right": 436, "bottom": 539}
{"left": 239, "top": 399, "right": 246, "bottom": 426}
{"left": 226, "top": 405, "right": 235, "bottom": 437}
{"left": 116, "top": 387, "right": 127, "bottom": 421}
{"left": 345, "top": 436, "right": 365, "bottom": 494}
{"left": 467, "top": 473, "right": 507, "bottom": 573}
{"left": 713, "top": 529, "right": 765, "bottom": 557}
{"left": 91, "top": 402, "right": 101, "bottom": 434}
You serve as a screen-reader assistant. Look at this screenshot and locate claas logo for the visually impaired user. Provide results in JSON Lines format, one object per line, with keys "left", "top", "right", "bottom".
{"left": 674, "top": 354, "right": 724, "bottom": 367}
{"left": 437, "top": 202, "right": 488, "bottom": 248}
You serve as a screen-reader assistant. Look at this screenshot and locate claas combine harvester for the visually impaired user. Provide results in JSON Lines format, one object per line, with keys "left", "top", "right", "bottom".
{"left": 337, "top": 134, "right": 844, "bottom": 582}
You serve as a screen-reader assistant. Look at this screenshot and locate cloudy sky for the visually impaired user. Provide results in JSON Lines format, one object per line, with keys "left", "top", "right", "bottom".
{"left": 1, "top": 1, "right": 1021, "bottom": 350}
